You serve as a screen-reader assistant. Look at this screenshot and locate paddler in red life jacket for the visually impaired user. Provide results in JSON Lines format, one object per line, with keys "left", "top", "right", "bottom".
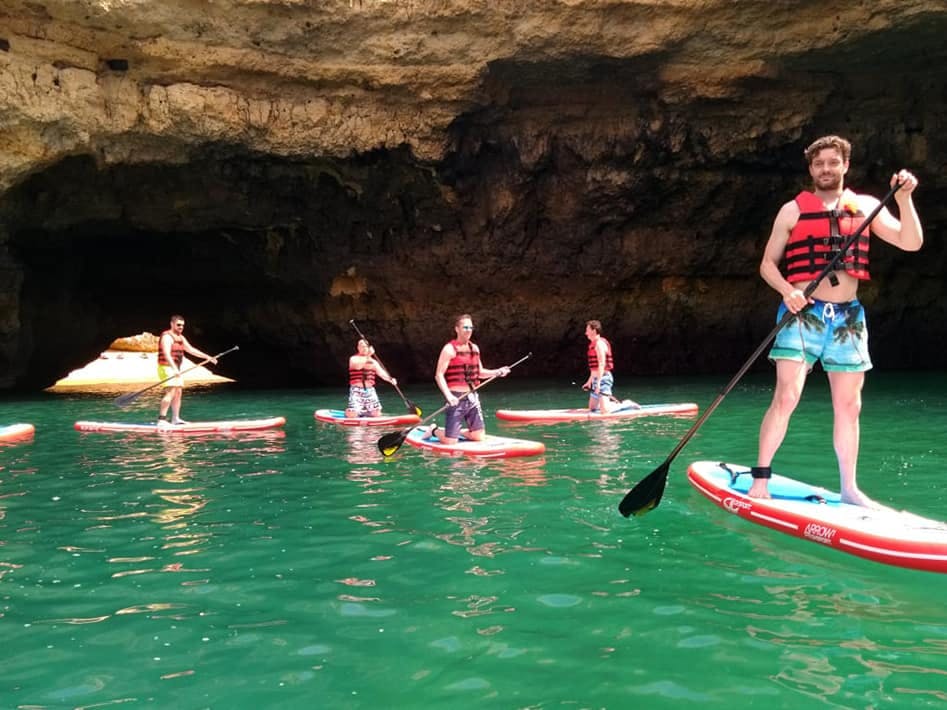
{"left": 583, "top": 319, "right": 614, "bottom": 414}
{"left": 581, "top": 320, "right": 639, "bottom": 414}
{"left": 345, "top": 338, "right": 397, "bottom": 418}
{"left": 429, "top": 313, "right": 510, "bottom": 444}
{"left": 157, "top": 315, "right": 218, "bottom": 426}
{"left": 753, "top": 135, "right": 923, "bottom": 506}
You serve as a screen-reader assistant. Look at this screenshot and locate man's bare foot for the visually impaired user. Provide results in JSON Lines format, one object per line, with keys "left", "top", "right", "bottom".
{"left": 747, "top": 479, "right": 772, "bottom": 499}
{"left": 840, "top": 488, "right": 884, "bottom": 509}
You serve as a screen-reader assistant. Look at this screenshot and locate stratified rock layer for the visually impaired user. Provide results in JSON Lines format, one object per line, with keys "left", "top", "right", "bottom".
{"left": 1, "top": 1, "right": 945, "bottom": 388}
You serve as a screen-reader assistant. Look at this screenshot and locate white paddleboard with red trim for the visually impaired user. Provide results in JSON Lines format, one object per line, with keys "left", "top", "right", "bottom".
{"left": 75, "top": 417, "right": 286, "bottom": 434}
{"left": 314, "top": 409, "right": 420, "bottom": 427}
{"left": 496, "top": 401, "right": 698, "bottom": 423}
{"left": 687, "top": 460, "right": 947, "bottom": 574}
{"left": 0, "top": 423, "right": 35, "bottom": 443}
{"left": 405, "top": 426, "right": 545, "bottom": 459}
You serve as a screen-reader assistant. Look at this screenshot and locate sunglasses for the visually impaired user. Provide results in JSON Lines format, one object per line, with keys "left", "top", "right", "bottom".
{"left": 460, "top": 325, "right": 474, "bottom": 331}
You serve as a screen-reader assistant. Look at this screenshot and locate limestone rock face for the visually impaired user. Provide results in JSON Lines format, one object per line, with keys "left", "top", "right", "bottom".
{"left": 1, "top": 1, "right": 945, "bottom": 388}
{"left": 110, "top": 332, "right": 158, "bottom": 352}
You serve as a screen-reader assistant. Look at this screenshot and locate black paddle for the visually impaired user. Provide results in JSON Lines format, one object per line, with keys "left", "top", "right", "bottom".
{"left": 377, "top": 352, "right": 532, "bottom": 457}
{"left": 618, "top": 182, "right": 902, "bottom": 518}
{"left": 349, "top": 320, "right": 422, "bottom": 418}
{"left": 113, "top": 346, "right": 239, "bottom": 407}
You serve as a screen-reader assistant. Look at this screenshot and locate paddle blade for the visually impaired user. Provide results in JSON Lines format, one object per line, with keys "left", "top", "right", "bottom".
{"left": 407, "top": 400, "right": 422, "bottom": 418}
{"left": 377, "top": 429, "right": 408, "bottom": 457}
{"left": 113, "top": 391, "right": 139, "bottom": 408}
{"left": 618, "top": 462, "right": 670, "bottom": 517}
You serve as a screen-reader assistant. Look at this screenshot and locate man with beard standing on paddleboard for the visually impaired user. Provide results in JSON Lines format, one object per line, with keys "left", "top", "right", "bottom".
{"left": 751, "top": 135, "right": 923, "bottom": 506}
{"left": 429, "top": 314, "right": 510, "bottom": 444}
{"left": 157, "top": 315, "right": 218, "bottom": 426}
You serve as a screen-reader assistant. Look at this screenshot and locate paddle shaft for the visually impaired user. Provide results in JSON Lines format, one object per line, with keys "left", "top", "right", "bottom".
{"left": 348, "top": 319, "right": 415, "bottom": 405}
{"left": 113, "top": 345, "right": 238, "bottom": 407}
{"left": 655, "top": 182, "right": 901, "bottom": 471}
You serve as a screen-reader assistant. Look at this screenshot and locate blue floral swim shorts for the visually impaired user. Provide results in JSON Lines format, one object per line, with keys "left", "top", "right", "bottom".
{"left": 769, "top": 298, "right": 872, "bottom": 373}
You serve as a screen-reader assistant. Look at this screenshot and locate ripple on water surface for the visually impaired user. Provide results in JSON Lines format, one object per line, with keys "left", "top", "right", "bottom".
{"left": 2, "top": 379, "right": 947, "bottom": 706}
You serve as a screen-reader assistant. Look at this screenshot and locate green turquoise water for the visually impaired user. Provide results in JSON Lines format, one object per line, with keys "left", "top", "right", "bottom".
{"left": 2, "top": 372, "right": 947, "bottom": 708}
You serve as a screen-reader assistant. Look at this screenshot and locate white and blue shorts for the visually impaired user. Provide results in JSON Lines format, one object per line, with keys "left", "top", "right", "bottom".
{"left": 770, "top": 299, "right": 872, "bottom": 373}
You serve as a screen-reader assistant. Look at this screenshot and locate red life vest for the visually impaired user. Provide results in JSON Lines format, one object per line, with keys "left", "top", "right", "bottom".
{"left": 349, "top": 361, "right": 376, "bottom": 388}
{"left": 157, "top": 329, "right": 185, "bottom": 366}
{"left": 445, "top": 340, "right": 481, "bottom": 390}
{"left": 587, "top": 337, "right": 614, "bottom": 373}
{"left": 784, "top": 190, "right": 870, "bottom": 284}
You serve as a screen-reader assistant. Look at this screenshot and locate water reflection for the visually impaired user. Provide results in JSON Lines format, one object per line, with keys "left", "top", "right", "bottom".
{"left": 70, "top": 433, "right": 287, "bottom": 583}
{"left": 497, "top": 457, "right": 547, "bottom": 487}
{"left": 341, "top": 427, "right": 394, "bottom": 499}
{"left": 342, "top": 426, "right": 388, "bottom": 466}
{"left": 584, "top": 422, "right": 625, "bottom": 465}
{"left": 694, "top": 567, "right": 947, "bottom": 705}
{"left": 0, "top": 443, "right": 37, "bottom": 481}
{"left": 584, "top": 415, "right": 701, "bottom": 497}
{"left": 345, "top": 466, "right": 391, "bottom": 495}
{"left": 340, "top": 443, "right": 550, "bottom": 561}
{"left": 430, "top": 458, "right": 551, "bottom": 558}
{"left": 443, "top": 454, "right": 547, "bottom": 487}
{"left": 579, "top": 423, "right": 642, "bottom": 496}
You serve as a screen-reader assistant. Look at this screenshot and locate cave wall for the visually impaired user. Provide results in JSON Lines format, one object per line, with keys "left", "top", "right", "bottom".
{"left": 1, "top": 1, "right": 945, "bottom": 389}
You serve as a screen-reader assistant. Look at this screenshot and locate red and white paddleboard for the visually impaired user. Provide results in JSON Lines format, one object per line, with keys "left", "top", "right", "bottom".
{"left": 0, "top": 423, "right": 35, "bottom": 443}
{"left": 405, "top": 426, "right": 545, "bottom": 459}
{"left": 75, "top": 417, "right": 286, "bottom": 434}
{"left": 496, "top": 402, "right": 698, "bottom": 423}
{"left": 688, "top": 460, "right": 947, "bottom": 574}
{"left": 314, "top": 409, "right": 420, "bottom": 427}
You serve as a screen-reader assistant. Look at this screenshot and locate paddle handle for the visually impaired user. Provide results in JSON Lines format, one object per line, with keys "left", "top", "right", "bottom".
{"left": 349, "top": 319, "right": 398, "bottom": 383}
{"left": 349, "top": 320, "right": 372, "bottom": 353}
{"left": 349, "top": 320, "right": 390, "bottom": 371}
